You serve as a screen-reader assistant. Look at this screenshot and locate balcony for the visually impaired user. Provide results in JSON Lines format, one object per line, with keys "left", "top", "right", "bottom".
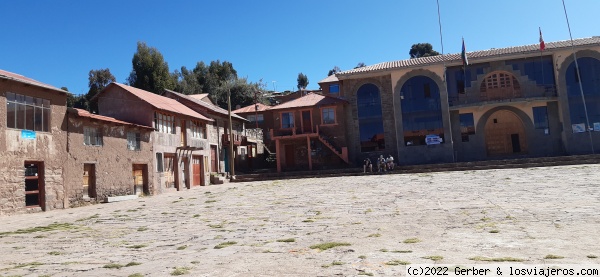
{"left": 178, "top": 136, "right": 207, "bottom": 151}
{"left": 449, "top": 85, "right": 557, "bottom": 108}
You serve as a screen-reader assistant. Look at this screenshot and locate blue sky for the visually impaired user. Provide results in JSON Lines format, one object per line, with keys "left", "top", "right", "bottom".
{"left": 1, "top": 0, "right": 598, "bottom": 95}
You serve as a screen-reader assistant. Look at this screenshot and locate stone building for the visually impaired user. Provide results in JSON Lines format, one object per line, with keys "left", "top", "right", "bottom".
{"left": 163, "top": 90, "right": 260, "bottom": 175}
{"left": 65, "top": 108, "right": 154, "bottom": 207}
{"left": 321, "top": 37, "right": 600, "bottom": 165}
{"left": 96, "top": 83, "right": 213, "bottom": 192}
{"left": 0, "top": 69, "right": 68, "bottom": 215}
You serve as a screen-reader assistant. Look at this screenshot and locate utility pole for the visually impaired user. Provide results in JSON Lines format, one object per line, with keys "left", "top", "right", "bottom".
{"left": 227, "top": 85, "right": 235, "bottom": 179}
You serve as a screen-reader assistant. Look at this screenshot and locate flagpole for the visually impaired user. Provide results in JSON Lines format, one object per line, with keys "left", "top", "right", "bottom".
{"left": 436, "top": 0, "right": 455, "bottom": 162}
{"left": 539, "top": 27, "right": 546, "bottom": 91}
{"left": 562, "top": 0, "right": 595, "bottom": 154}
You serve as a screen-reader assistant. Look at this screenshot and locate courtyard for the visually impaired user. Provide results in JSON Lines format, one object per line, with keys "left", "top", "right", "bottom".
{"left": 1, "top": 164, "right": 599, "bottom": 276}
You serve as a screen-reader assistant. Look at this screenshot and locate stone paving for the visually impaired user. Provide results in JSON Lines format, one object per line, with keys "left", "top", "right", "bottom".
{"left": 0, "top": 164, "right": 599, "bottom": 277}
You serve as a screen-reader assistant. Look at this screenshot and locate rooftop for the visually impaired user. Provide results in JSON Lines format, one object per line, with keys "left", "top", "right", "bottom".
{"left": 164, "top": 89, "right": 246, "bottom": 121}
{"left": 69, "top": 108, "right": 154, "bottom": 129}
{"left": 337, "top": 36, "right": 600, "bottom": 77}
{"left": 0, "top": 69, "right": 67, "bottom": 94}
{"left": 233, "top": 103, "right": 270, "bottom": 114}
{"left": 106, "top": 83, "right": 213, "bottom": 122}
{"left": 269, "top": 93, "right": 347, "bottom": 111}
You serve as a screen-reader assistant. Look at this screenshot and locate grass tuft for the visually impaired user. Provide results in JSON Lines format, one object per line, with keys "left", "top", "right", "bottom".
{"left": 385, "top": 260, "right": 410, "bottom": 266}
{"left": 423, "top": 255, "right": 443, "bottom": 261}
{"left": 0, "top": 223, "right": 77, "bottom": 236}
{"left": 276, "top": 238, "right": 295, "bottom": 243}
{"left": 48, "top": 251, "right": 62, "bottom": 255}
{"left": 214, "top": 241, "right": 237, "bottom": 249}
{"left": 14, "top": 261, "right": 44, "bottom": 268}
{"left": 309, "top": 242, "right": 351, "bottom": 251}
{"left": 544, "top": 254, "right": 564, "bottom": 259}
{"left": 403, "top": 238, "right": 421, "bottom": 243}
{"left": 103, "top": 263, "right": 124, "bottom": 269}
{"left": 367, "top": 233, "right": 381, "bottom": 238}
{"left": 126, "top": 262, "right": 142, "bottom": 267}
{"left": 128, "top": 274, "right": 144, "bottom": 277}
{"left": 171, "top": 267, "right": 191, "bottom": 275}
{"left": 469, "top": 256, "right": 524, "bottom": 262}
{"left": 587, "top": 254, "right": 598, "bottom": 259}
{"left": 177, "top": 245, "right": 187, "bottom": 250}
{"left": 127, "top": 244, "right": 148, "bottom": 249}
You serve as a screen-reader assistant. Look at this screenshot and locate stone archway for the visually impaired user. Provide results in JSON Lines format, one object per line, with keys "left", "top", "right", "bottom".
{"left": 484, "top": 110, "right": 528, "bottom": 156}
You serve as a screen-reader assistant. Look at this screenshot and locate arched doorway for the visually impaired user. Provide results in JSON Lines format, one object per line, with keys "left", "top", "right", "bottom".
{"left": 484, "top": 110, "right": 527, "bottom": 156}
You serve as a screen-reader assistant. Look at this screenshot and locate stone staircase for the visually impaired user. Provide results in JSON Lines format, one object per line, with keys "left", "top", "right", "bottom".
{"left": 317, "top": 134, "right": 349, "bottom": 164}
{"left": 231, "top": 154, "right": 600, "bottom": 183}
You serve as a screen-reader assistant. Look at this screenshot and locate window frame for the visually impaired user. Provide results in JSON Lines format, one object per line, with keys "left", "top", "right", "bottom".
{"left": 83, "top": 126, "right": 103, "bottom": 146}
{"left": 190, "top": 120, "right": 205, "bottom": 139}
{"left": 329, "top": 84, "right": 340, "bottom": 94}
{"left": 532, "top": 106, "right": 549, "bottom": 130}
{"left": 280, "top": 111, "right": 294, "bottom": 129}
{"left": 5, "top": 92, "right": 51, "bottom": 132}
{"left": 321, "top": 106, "right": 336, "bottom": 125}
{"left": 127, "top": 131, "right": 141, "bottom": 151}
{"left": 154, "top": 112, "right": 176, "bottom": 134}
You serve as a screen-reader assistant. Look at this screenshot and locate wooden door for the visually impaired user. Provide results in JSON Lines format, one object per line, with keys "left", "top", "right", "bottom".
{"left": 485, "top": 110, "right": 527, "bottom": 156}
{"left": 302, "top": 110, "right": 312, "bottom": 133}
{"left": 24, "top": 161, "right": 44, "bottom": 210}
{"left": 83, "top": 163, "right": 96, "bottom": 198}
{"left": 285, "top": 144, "right": 295, "bottom": 167}
{"left": 192, "top": 155, "right": 202, "bottom": 186}
{"left": 180, "top": 120, "right": 187, "bottom": 147}
{"left": 163, "top": 154, "right": 176, "bottom": 188}
{"left": 132, "top": 164, "right": 146, "bottom": 195}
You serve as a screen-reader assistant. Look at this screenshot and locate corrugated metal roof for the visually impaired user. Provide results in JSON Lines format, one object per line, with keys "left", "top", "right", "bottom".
{"left": 0, "top": 69, "right": 67, "bottom": 94}
{"left": 109, "top": 83, "right": 213, "bottom": 122}
{"left": 165, "top": 89, "right": 246, "bottom": 121}
{"left": 189, "top": 93, "right": 209, "bottom": 100}
{"left": 338, "top": 37, "right": 600, "bottom": 76}
{"left": 69, "top": 108, "right": 154, "bottom": 129}
{"left": 269, "top": 93, "right": 348, "bottom": 110}
{"left": 233, "top": 103, "right": 270, "bottom": 114}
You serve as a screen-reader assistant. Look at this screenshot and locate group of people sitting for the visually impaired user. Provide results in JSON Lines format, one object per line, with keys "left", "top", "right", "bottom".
{"left": 363, "top": 155, "right": 395, "bottom": 173}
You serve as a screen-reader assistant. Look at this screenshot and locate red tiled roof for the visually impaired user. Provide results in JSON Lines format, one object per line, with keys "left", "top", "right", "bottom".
{"left": 318, "top": 74, "right": 339, "bottom": 84}
{"left": 0, "top": 69, "right": 67, "bottom": 94}
{"left": 338, "top": 37, "right": 600, "bottom": 76}
{"left": 233, "top": 103, "right": 270, "bottom": 113}
{"left": 269, "top": 93, "right": 347, "bottom": 110}
{"left": 189, "top": 93, "right": 209, "bottom": 100}
{"left": 164, "top": 89, "right": 246, "bottom": 121}
{"left": 109, "top": 83, "right": 213, "bottom": 122}
{"left": 69, "top": 108, "right": 154, "bottom": 129}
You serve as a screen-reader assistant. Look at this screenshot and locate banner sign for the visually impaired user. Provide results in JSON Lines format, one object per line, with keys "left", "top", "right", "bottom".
{"left": 21, "top": 130, "right": 36, "bottom": 139}
{"left": 425, "top": 134, "right": 443, "bottom": 145}
{"left": 572, "top": 123, "right": 586, "bottom": 133}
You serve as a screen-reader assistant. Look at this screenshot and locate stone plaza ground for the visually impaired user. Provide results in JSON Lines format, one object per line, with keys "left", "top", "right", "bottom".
{"left": 1, "top": 164, "right": 599, "bottom": 276}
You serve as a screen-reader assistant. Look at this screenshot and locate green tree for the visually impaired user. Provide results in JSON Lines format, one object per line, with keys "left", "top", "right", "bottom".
{"left": 127, "top": 41, "right": 174, "bottom": 94}
{"left": 409, "top": 43, "right": 440, "bottom": 59}
{"left": 328, "top": 66, "right": 341, "bottom": 76}
{"left": 87, "top": 68, "right": 115, "bottom": 113}
{"left": 297, "top": 73, "right": 309, "bottom": 90}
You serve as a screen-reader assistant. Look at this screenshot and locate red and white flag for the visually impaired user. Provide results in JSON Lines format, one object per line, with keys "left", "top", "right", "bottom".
{"left": 539, "top": 27, "right": 546, "bottom": 51}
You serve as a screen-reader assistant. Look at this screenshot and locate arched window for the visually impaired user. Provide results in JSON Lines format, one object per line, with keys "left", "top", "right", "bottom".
{"left": 480, "top": 71, "right": 521, "bottom": 100}
{"left": 357, "top": 84, "right": 385, "bottom": 152}
{"left": 565, "top": 57, "right": 600, "bottom": 128}
{"left": 400, "top": 76, "right": 443, "bottom": 146}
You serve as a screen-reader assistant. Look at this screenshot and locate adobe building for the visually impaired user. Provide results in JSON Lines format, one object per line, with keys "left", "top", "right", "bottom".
{"left": 65, "top": 108, "right": 155, "bottom": 207}
{"left": 266, "top": 93, "right": 350, "bottom": 172}
{"left": 163, "top": 90, "right": 261, "bottom": 174}
{"left": 96, "top": 83, "right": 213, "bottom": 192}
{"left": 322, "top": 37, "right": 600, "bottom": 165}
{"left": 0, "top": 69, "right": 68, "bottom": 215}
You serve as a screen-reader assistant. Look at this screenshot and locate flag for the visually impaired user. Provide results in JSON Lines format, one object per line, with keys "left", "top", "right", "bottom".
{"left": 461, "top": 38, "right": 469, "bottom": 66}
{"left": 539, "top": 27, "right": 546, "bottom": 51}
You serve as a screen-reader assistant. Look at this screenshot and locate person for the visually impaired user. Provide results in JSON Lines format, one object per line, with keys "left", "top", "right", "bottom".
{"left": 363, "top": 157, "right": 372, "bottom": 173}
{"left": 377, "top": 155, "right": 386, "bottom": 172}
{"left": 387, "top": 155, "right": 395, "bottom": 171}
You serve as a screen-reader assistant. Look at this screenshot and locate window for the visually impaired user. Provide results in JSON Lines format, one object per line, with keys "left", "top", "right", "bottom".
{"left": 459, "top": 113, "right": 475, "bottom": 142}
{"left": 532, "top": 106, "right": 549, "bottom": 129}
{"left": 127, "top": 132, "right": 141, "bottom": 150}
{"left": 6, "top": 92, "right": 51, "bottom": 132}
{"left": 190, "top": 120, "right": 205, "bottom": 138}
{"left": 401, "top": 76, "right": 444, "bottom": 146}
{"left": 281, "top": 112, "right": 294, "bottom": 129}
{"left": 322, "top": 107, "right": 335, "bottom": 124}
{"left": 357, "top": 83, "right": 385, "bottom": 152}
{"left": 154, "top": 112, "right": 175, "bottom": 134}
{"left": 83, "top": 127, "right": 102, "bottom": 146}
{"left": 329, "top": 84, "right": 340, "bottom": 94}
{"left": 156, "top": 153, "right": 164, "bottom": 172}
{"left": 247, "top": 114, "right": 264, "bottom": 124}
